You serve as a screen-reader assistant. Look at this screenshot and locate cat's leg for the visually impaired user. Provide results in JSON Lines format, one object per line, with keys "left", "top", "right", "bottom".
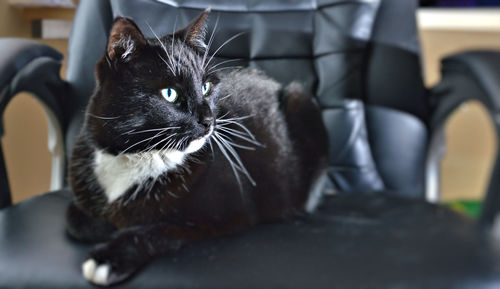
{"left": 66, "top": 201, "right": 117, "bottom": 243}
{"left": 82, "top": 223, "right": 236, "bottom": 286}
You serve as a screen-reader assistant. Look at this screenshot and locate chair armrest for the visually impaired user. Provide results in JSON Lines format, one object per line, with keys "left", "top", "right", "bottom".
{"left": 0, "top": 38, "right": 69, "bottom": 209}
{"left": 0, "top": 38, "right": 69, "bottom": 135}
{"left": 430, "top": 50, "right": 500, "bottom": 226}
{"left": 431, "top": 51, "right": 500, "bottom": 127}
{"left": 0, "top": 38, "right": 62, "bottom": 92}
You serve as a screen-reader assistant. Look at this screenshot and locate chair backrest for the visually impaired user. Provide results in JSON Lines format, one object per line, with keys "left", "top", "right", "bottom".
{"left": 366, "top": 0, "right": 428, "bottom": 121}
{"left": 361, "top": 0, "right": 430, "bottom": 198}
{"left": 64, "top": 0, "right": 428, "bottom": 198}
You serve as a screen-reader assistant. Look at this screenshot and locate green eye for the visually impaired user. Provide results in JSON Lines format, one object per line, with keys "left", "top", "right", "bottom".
{"left": 202, "top": 82, "right": 212, "bottom": 96}
{"left": 161, "top": 88, "right": 178, "bottom": 103}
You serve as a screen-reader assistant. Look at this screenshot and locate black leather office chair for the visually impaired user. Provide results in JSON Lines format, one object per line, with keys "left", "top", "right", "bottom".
{"left": 2, "top": 0, "right": 500, "bottom": 288}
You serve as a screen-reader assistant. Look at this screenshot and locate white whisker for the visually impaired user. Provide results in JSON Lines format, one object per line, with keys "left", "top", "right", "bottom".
{"left": 204, "top": 32, "right": 246, "bottom": 71}
{"left": 175, "top": 136, "right": 189, "bottom": 151}
{"left": 208, "top": 138, "right": 215, "bottom": 159}
{"left": 146, "top": 133, "right": 178, "bottom": 153}
{"left": 216, "top": 119, "right": 258, "bottom": 142}
{"left": 208, "top": 66, "right": 244, "bottom": 75}
{"left": 146, "top": 22, "right": 176, "bottom": 75}
{"left": 215, "top": 132, "right": 256, "bottom": 186}
{"left": 203, "top": 14, "right": 220, "bottom": 71}
{"left": 216, "top": 132, "right": 256, "bottom": 150}
{"left": 212, "top": 133, "right": 243, "bottom": 191}
{"left": 216, "top": 126, "right": 261, "bottom": 146}
{"left": 167, "top": 190, "right": 179, "bottom": 199}
{"left": 207, "top": 58, "right": 243, "bottom": 73}
{"left": 157, "top": 53, "right": 176, "bottom": 76}
{"left": 217, "top": 111, "right": 231, "bottom": 120}
{"left": 217, "top": 114, "right": 253, "bottom": 122}
{"left": 219, "top": 93, "right": 232, "bottom": 101}
{"left": 124, "top": 126, "right": 180, "bottom": 135}
{"left": 120, "top": 129, "right": 168, "bottom": 154}
{"left": 171, "top": 15, "right": 179, "bottom": 75}
{"left": 86, "top": 113, "right": 120, "bottom": 120}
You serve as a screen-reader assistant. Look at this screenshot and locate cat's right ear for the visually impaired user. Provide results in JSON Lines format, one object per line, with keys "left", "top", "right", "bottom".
{"left": 106, "top": 17, "right": 146, "bottom": 62}
{"left": 173, "top": 8, "right": 210, "bottom": 53}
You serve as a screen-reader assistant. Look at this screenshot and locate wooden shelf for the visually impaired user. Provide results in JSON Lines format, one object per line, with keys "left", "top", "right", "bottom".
{"left": 22, "top": 7, "right": 75, "bottom": 21}
{"left": 418, "top": 8, "right": 500, "bottom": 31}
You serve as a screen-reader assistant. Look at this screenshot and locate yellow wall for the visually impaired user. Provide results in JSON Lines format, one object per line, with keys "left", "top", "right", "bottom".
{"left": 0, "top": 1, "right": 30, "bottom": 37}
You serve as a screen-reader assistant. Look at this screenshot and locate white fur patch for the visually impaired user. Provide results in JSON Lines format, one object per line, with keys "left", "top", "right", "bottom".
{"left": 82, "top": 259, "right": 97, "bottom": 281}
{"left": 82, "top": 258, "right": 110, "bottom": 286}
{"left": 185, "top": 137, "right": 206, "bottom": 153}
{"left": 94, "top": 133, "right": 210, "bottom": 203}
{"left": 120, "top": 35, "right": 134, "bottom": 59}
{"left": 186, "top": 126, "right": 212, "bottom": 154}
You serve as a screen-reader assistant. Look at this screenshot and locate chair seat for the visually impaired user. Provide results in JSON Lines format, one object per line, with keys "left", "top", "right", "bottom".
{"left": 1, "top": 190, "right": 499, "bottom": 288}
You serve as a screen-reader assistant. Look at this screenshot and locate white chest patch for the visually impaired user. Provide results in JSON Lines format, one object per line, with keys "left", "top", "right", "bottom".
{"left": 94, "top": 149, "right": 185, "bottom": 202}
{"left": 93, "top": 132, "right": 210, "bottom": 203}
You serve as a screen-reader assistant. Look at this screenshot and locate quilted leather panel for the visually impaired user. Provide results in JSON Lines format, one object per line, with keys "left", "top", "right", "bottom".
{"left": 366, "top": 105, "right": 428, "bottom": 198}
{"left": 107, "top": 0, "right": 379, "bottom": 103}
{"left": 322, "top": 100, "right": 385, "bottom": 193}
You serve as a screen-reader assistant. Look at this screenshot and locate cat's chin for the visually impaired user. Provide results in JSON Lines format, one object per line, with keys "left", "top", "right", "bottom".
{"left": 184, "top": 125, "right": 213, "bottom": 154}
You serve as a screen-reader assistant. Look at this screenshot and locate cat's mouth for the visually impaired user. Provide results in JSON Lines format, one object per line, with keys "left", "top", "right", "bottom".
{"left": 184, "top": 125, "right": 214, "bottom": 154}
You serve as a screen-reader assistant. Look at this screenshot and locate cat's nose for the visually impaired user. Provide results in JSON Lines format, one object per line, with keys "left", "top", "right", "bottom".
{"left": 200, "top": 116, "right": 214, "bottom": 131}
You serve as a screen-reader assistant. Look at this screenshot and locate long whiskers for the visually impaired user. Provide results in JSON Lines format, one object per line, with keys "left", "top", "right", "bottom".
{"left": 208, "top": 66, "right": 244, "bottom": 75}
{"left": 120, "top": 129, "right": 169, "bottom": 155}
{"left": 216, "top": 126, "right": 261, "bottom": 147}
{"left": 146, "top": 22, "right": 176, "bottom": 76}
{"left": 211, "top": 134, "right": 244, "bottom": 190}
{"left": 207, "top": 58, "right": 243, "bottom": 74}
{"left": 124, "top": 126, "right": 180, "bottom": 135}
{"left": 202, "top": 14, "right": 220, "bottom": 72}
{"left": 217, "top": 116, "right": 259, "bottom": 142}
{"left": 119, "top": 126, "right": 180, "bottom": 155}
{"left": 203, "top": 32, "right": 246, "bottom": 71}
{"left": 86, "top": 113, "right": 120, "bottom": 120}
{"left": 210, "top": 114, "right": 260, "bottom": 191}
{"left": 216, "top": 132, "right": 256, "bottom": 151}
{"left": 171, "top": 15, "right": 180, "bottom": 75}
{"left": 146, "top": 133, "right": 178, "bottom": 153}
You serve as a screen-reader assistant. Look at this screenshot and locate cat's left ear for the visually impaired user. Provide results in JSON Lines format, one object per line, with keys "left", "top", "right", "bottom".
{"left": 107, "top": 17, "right": 147, "bottom": 62}
{"left": 175, "top": 8, "right": 210, "bottom": 52}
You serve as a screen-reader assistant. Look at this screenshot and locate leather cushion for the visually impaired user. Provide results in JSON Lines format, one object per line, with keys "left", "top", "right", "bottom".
{"left": 366, "top": 105, "right": 428, "bottom": 198}
{"left": 322, "top": 100, "right": 385, "bottom": 193}
{"left": 1, "top": 190, "right": 500, "bottom": 288}
{"left": 323, "top": 100, "right": 428, "bottom": 198}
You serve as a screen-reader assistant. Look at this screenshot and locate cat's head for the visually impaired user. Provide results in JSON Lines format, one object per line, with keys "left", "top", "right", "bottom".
{"left": 87, "top": 9, "right": 220, "bottom": 156}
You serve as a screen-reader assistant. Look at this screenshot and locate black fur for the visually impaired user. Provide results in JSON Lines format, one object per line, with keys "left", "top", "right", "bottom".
{"left": 67, "top": 10, "right": 328, "bottom": 286}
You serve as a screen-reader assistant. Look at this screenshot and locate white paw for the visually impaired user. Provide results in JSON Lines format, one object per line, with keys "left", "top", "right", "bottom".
{"left": 82, "top": 258, "right": 111, "bottom": 286}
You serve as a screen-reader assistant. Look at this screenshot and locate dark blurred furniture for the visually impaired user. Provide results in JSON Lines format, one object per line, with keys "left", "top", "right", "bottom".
{"left": 420, "top": 0, "right": 500, "bottom": 7}
{"left": 1, "top": 0, "right": 500, "bottom": 288}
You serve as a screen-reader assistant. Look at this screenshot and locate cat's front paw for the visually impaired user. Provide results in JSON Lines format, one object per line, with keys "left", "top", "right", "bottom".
{"left": 82, "top": 257, "right": 131, "bottom": 286}
{"left": 82, "top": 258, "right": 112, "bottom": 286}
{"left": 82, "top": 244, "right": 140, "bottom": 286}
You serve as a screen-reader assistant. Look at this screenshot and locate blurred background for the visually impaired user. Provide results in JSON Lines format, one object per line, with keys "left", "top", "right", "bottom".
{"left": 0, "top": 0, "right": 498, "bottom": 215}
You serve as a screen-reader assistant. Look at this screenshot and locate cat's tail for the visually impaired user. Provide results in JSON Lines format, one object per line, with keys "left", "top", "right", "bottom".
{"left": 280, "top": 82, "right": 329, "bottom": 212}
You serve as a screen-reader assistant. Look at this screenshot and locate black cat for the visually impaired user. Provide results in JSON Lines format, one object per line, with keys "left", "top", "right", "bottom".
{"left": 67, "top": 9, "right": 328, "bottom": 286}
